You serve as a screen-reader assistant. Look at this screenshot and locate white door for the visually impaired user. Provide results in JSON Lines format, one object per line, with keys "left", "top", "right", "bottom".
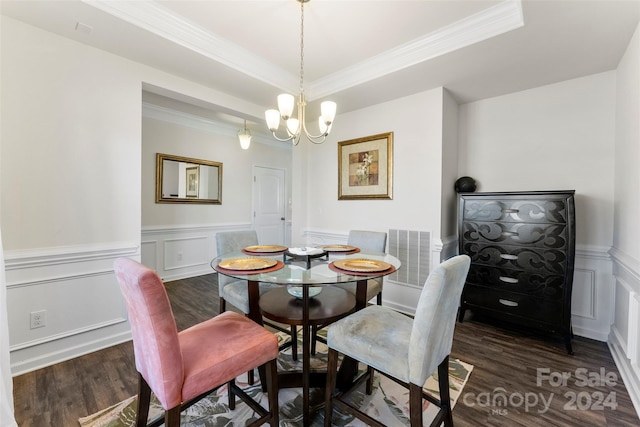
{"left": 253, "top": 166, "right": 286, "bottom": 245}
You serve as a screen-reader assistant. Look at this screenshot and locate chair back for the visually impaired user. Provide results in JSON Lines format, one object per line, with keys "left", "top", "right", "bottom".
{"left": 408, "top": 255, "right": 470, "bottom": 386}
{"left": 347, "top": 230, "right": 387, "bottom": 252}
{"left": 215, "top": 230, "right": 259, "bottom": 293}
{"left": 114, "top": 258, "right": 183, "bottom": 410}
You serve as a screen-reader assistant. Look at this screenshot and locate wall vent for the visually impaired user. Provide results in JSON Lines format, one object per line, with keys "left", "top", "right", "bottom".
{"left": 388, "top": 229, "right": 431, "bottom": 288}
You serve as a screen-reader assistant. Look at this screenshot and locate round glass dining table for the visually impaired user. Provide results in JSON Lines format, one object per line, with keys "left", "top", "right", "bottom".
{"left": 211, "top": 249, "right": 401, "bottom": 426}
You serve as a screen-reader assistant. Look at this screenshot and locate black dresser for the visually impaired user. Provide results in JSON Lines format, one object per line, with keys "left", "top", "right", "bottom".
{"left": 457, "top": 191, "right": 576, "bottom": 354}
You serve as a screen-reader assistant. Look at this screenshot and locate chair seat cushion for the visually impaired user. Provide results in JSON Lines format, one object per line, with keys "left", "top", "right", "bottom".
{"left": 222, "top": 280, "right": 279, "bottom": 313}
{"left": 178, "top": 311, "right": 278, "bottom": 402}
{"left": 334, "top": 279, "right": 382, "bottom": 301}
{"left": 327, "top": 305, "right": 412, "bottom": 382}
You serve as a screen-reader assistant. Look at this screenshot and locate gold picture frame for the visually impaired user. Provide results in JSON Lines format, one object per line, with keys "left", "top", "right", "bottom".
{"left": 338, "top": 132, "right": 393, "bottom": 200}
{"left": 185, "top": 166, "right": 199, "bottom": 198}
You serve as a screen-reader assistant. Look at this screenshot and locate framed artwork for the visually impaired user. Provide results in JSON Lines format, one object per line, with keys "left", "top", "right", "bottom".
{"left": 338, "top": 132, "right": 393, "bottom": 200}
{"left": 185, "top": 166, "right": 199, "bottom": 198}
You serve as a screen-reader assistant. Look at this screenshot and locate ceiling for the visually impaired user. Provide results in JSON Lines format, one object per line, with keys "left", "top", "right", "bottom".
{"left": 2, "top": 0, "right": 639, "bottom": 128}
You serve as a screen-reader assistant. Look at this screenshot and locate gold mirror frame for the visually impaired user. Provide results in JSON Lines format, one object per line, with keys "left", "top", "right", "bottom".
{"left": 155, "top": 153, "right": 223, "bottom": 204}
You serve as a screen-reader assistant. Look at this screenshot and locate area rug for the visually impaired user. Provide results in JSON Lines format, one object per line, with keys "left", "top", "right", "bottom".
{"left": 79, "top": 331, "right": 473, "bottom": 427}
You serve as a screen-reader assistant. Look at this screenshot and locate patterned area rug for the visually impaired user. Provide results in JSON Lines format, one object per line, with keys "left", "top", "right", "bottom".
{"left": 79, "top": 331, "right": 473, "bottom": 427}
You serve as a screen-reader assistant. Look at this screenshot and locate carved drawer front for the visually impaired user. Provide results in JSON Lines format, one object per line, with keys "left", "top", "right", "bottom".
{"left": 462, "top": 198, "right": 570, "bottom": 224}
{"left": 461, "top": 221, "right": 569, "bottom": 249}
{"left": 458, "top": 191, "right": 576, "bottom": 353}
{"left": 462, "top": 285, "right": 563, "bottom": 325}
{"left": 461, "top": 242, "right": 567, "bottom": 275}
{"left": 466, "top": 265, "right": 565, "bottom": 300}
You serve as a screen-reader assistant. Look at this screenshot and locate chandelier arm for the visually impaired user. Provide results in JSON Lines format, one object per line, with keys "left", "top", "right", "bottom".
{"left": 269, "top": 131, "right": 296, "bottom": 143}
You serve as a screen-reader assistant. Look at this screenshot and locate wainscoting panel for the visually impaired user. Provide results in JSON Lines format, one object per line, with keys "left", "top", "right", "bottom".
{"left": 609, "top": 247, "right": 640, "bottom": 418}
{"left": 572, "top": 245, "right": 614, "bottom": 341}
{"left": 141, "top": 223, "right": 252, "bottom": 281}
{"left": 5, "top": 242, "right": 138, "bottom": 375}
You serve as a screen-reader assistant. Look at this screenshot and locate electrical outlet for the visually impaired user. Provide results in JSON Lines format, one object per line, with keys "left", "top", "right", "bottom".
{"left": 30, "top": 310, "right": 46, "bottom": 329}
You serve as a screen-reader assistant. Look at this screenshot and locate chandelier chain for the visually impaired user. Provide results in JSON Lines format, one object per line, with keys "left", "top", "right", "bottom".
{"left": 299, "top": 0, "right": 305, "bottom": 94}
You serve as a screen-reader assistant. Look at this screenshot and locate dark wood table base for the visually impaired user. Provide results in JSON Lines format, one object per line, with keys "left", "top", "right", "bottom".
{"left": 259, "top": 286, "right": 355, "bottom": 426}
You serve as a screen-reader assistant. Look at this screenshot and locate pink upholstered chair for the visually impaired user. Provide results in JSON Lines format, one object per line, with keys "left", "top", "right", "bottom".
{"left": 114, "top": 258, "right": 279, "bottom": 427}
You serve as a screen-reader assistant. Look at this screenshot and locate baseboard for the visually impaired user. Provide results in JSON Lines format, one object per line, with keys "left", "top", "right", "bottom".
{"left": 609, "top": 331, "right": 640, "bottom": 419}
{"left": 572, "top": 324, "right": 610, "bottom": 342}
{"left": 11, "top": 327, "right": 132, "bottom": 376}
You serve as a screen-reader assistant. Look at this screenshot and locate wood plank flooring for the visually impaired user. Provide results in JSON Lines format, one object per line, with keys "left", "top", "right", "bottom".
{"left": 12, "top": 273, "right": 639, "bottom": 426}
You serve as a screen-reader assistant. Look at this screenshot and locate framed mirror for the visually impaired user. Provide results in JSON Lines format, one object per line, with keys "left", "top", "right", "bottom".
{"left": 156, "top": 153, "right": 223, "bottom": 204}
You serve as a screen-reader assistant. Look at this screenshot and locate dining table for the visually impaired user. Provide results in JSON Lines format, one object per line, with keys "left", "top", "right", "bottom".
{"left": 211, "top": 245, "right": 401, "bottom": 426}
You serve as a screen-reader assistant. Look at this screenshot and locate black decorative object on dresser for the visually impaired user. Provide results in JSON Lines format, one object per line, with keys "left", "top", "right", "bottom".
{"left": 457, "top": 191, "right": 576, "bottom": 354}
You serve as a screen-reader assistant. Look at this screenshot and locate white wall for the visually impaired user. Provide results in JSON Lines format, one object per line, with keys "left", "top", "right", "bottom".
{"left": 440, "top": 89, "right": 460, "bottom": 250}
{"left": 140, "top": 106, "right": 292, "bottom": 280}
{"left": 609, "top": 22, "right": 640, "bottom": 416}
{"left": 291, "top": 87, "right": 455, "bottom": 314}
{"left": 458, "top": 71, "right": 617, "bottom": 342}
{"left": 0, "top": 16, "right": 269, "bottom": 374}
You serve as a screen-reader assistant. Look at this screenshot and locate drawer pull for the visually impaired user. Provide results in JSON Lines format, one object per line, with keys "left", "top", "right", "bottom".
{"left": 501, "top": 231, "right": 519, "bottom": 237}
{"left": 502, "top": 209, "right": 520, "bottom": 213}
{"left": 500, "top": 254, "right": 518, "bottom": 260}
{"left": 499, "top": 276, "right": 519, "bottom": 284}
{"left": 499, "top": 299, "right": 519, "bottom": 307}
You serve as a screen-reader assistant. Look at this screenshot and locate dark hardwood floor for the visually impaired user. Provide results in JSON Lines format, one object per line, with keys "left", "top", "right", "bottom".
{"left": 12, "top": 273, "right": 639, "bottom": 426}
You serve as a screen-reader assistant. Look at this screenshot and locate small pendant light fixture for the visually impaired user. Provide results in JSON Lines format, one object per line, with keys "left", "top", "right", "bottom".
{"left": 264, "top": 0, "right": 336, "bottom": 146}
{"left": 237, "top": 119, "right": 252, "bottom": 150}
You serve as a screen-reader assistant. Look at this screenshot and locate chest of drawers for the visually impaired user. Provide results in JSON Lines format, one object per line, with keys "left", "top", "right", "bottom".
{"left": 457, "top": 191, "right": 576, "bottom": 353}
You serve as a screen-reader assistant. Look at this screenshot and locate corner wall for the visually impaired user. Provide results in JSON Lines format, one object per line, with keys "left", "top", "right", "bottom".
{"left": 292, "top": 88, "right": 454, "bottom": 314}
{"left": 609, "top": 22, "right": 640, "bottom": 416}
{"left": 458, "top": 71, "right": 617, "bottom": 342}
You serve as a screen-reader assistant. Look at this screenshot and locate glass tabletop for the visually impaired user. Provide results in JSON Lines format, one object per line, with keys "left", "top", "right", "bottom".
{"left": 211, "top": 249, "right": 401, "bottom": 286}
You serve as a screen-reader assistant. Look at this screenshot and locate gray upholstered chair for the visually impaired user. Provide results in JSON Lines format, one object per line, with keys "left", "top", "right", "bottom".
{"left": 311, "top": 230, "right": 387, "bottom": 354}
{"left": 323, "top": 255, "right": 471, "bottom": 427}
{"left": 336, "top": 230, "right": 388, "bottom": 304}
{"left": 215, "top": 230, "right": 298, "bottom": 364}
{"left": 215, "top": 230, "right": 276, "bottom": 314}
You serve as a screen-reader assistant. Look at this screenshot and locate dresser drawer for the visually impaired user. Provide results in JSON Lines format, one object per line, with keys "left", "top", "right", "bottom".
{"left": 461, "top": 242, "right": 567, "bottom": 275}
{"left": 466, "top": 265, "right": 565, "bottom": 299}
{"left": 462, "top": 198, "right": 571, "bottom": 224}
{"left": 461, "top": 221, "right": 569, "bottom": 249}
{"left": 462, "top": 285, "right": 564, "bottom": 325}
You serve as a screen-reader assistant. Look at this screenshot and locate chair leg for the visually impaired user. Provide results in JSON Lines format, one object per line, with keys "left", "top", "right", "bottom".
{"left": 265, "top": 358, "right": 279, "bottom": 427}
{"left": 409, "top": 383, "right": 423, "bottom": 427}
{"left": 291, "top": 325, "right": 298, "bottom": 361}
{"left": 135, "top": 373, "right": 151, "bottom": 427}
{"left": 376, "top": 291, "right": 382, "bottom": 305}
{"left": 438, "top": 356, "right": 453, "bottom": 427}
{"left": 366, "top": 365, "right": 375, "bottom": 395}
{"left": 164, "top": 406, "right": 181, "bottom": 427}
{"left": 324, "top": 348, "right": 339, "bottom": 427}
{"left": 228, "top": 379, "right": 236, "bottom": 410}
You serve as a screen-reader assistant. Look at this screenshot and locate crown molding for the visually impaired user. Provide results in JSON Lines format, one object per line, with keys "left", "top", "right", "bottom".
{"left": 308, "top": 0, "right": 524, "bottom": 99}
{"left": 142, "top": 102, "right": 291, "bottom": 150}
{"left": 85, "top": 0, "right": 523, "bottom": 101}
{"left": 82, "top": 0, "right": 298, "bottom": 93}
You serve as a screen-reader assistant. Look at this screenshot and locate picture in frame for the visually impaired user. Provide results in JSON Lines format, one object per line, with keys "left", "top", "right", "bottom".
{"left": 338, "top": 132, "right": 393, "bottom": 200}
{"left": 186, "top": 166, "right": 199, "bottom": 198}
